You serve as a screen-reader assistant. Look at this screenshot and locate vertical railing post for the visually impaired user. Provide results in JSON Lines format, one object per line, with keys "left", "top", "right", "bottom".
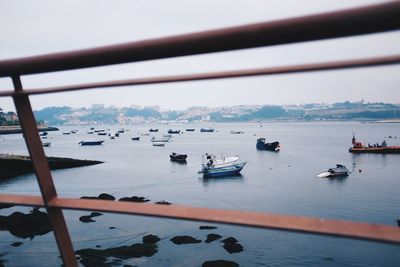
{"left": 11, "top": 76, "right": 78, "bottom": 267}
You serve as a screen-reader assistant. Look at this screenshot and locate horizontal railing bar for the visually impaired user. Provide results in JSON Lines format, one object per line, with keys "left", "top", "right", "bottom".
{"left": 0, "top": 1, "right": 400, "bottom": 77}
{"left": 0, "top": 54, "right": 399, "bottom": 98}
{"left": 1, "top": 194, "right": 399, "bottom": 244}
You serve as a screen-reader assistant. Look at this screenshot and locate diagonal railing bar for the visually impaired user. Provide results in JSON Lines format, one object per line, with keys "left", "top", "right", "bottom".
{"left": 0, "top": 1, "right": 400, "bottom": 77}
{"left": 0, "top": 194, "right": 399, "bottom": 244}
{"left": 11, "top": 76, "right": 77, "bottom": 267}
{"left": 0, "top": 54, "right": 399, "bottom": 98}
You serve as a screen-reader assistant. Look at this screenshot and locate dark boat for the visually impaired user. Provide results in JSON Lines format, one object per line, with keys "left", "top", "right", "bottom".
{"left": 170, "top": 152, "right": 187, "bottom": 162}
{"left": 168, "top": 129, "right": 180, "bottom": 134}
{"left": 186, "top": 128, "right": 195, "bottom": 132}
{"left": 256, "top": 138, "right": 280, "bottom": 151}
{"left": 149, "top": 128, "right": 159, "bottom": 132}
{"left": 131, "top": 137, "right": 140, "bottom": 141}
{"left": 40, "top": 131, "right": 48, "bottom": 136}
{"left": 79, "top": 140, "right": 105, "bottom": 146}
{"left": 349, "top": 135, "right": 400, "bottom": 154}
{"left": 62, "top": 132, "right": 71, "bottom": 135}
{"left": 200, "top": 128, "right": 214, "bottom": 132}
{"left": 98, "top": 132, "right": 107, "bottom": 136}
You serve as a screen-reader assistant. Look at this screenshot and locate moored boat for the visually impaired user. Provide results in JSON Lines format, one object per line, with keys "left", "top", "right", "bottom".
{"left": 186, "top": 128, "right": 195, "bottom": 132}
{"left": 79, "top": 140, "right": 105, "bottom": 146}
{"left": 152, "top": 142, "right": 165, "bottom": 147}
{"left": 149, "top": 128, "right": 159, "bottom": 132}
{"left": 131, "top": 137, "right": 140, "bottom": 141}
{"left": 42, "top": 142, "right": 51, "bottom": 147}
{"left": 170, "top": 152, "right": 187, "bottom": 162}
{"left": 200, "top": 128, "right": 215, "bottom": 132}
{"left": 317, "top": 164, "right": 350, "bottom": 178}
{"left": 198, "top": 153, "right": 247, "bottom": 178}
{"left": 168, "top": 129, "right": 180, "bottom": 134}
{"left": 349, "top": 135, "right": 400, "bottom": 153}
{"left": 230, "top": 130, "right": 244, "bottom": 134}
{"left": 256, "top": 138, "right": 280, "bottom": 151}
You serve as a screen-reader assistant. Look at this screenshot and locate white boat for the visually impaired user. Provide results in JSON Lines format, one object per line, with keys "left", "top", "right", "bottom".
{"left": 198, "top": 153, "right": 247, "bottom": 177}
{"left": 317, "top": 164, "right": 350, "bottom": 178}
{"left": 152, "top": 142, "right": 165, "bottom": 147}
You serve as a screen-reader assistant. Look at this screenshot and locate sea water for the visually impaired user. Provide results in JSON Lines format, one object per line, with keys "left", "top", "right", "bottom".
{"left": 0, "top": 122, "right": 399, "bottom": 266}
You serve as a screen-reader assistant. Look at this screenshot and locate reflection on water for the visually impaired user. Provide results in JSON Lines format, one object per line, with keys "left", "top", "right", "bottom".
{"left": 201, "top": 173, "right": 244, "bottom": 186}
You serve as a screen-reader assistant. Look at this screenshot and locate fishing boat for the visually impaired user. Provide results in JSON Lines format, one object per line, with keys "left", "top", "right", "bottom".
{"left": 149, "top": 128, "right": 159, "bottom": 132}
{"left": 152, "top": 142, "right": 165, "bottom": 147}
{"left": 349, "top": 135, "right": 400, "bottom": 153}
{"left": 198, "top": 153, "right": 247, "bottom": 178}
{"left": 186, "top": 128, "right": 195, "bottom": 132}
{"left": 200, "top": 128, "right": 215, "bottom": 132}
{"left": 168, "top": 129, "right": 180, "bottom": 134}
{"left": 256, "top": 138, "right": 280, "bottom": 151}
{"left": 170, "top": 152, "right": 187, "bottom": 162}
{"left": 79, "top": 140, "right": 105, "bottom": 146}
{"left": 151, "top": 136, "right": 171, "bottom": 142}
{"left": 317, "top": 164, "right": 350, "bottom": 178}
{"left": 131, "top": 137, "right": 140, "bottom": 141}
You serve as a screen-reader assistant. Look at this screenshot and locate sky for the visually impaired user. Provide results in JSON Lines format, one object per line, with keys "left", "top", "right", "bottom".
{"left": 0, "top": 0, "right": 399, "bottom": 111}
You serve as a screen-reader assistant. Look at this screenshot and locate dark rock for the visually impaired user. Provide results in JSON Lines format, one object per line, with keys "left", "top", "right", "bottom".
{"left": 205, "top": 234, "right": 222, "bottom": 243}
{"left": 119, "top": 196, "right": 150, "bottom": 203}
{"left": 143, "top": 234, "right": 160, "bottom": 244}
{"left": 222, "top": 237, "right": 238, "bottom": 244}
{"left": 11, "top": 241, "right": 23, "bottom": 247}
{"left": 221, "top": 237, "right": 243, "bottom": 254}
{"left": 223, "top": 242, "right": 243, "bottom": 254}
{"left": 0, "top": 208, "right": 52, "bottom": 239}
{"left": 155, "top": 201, "right": 171, "bottom": 205}
{"left": 202, "top": 260, "right": 239, "bottom": 267}
{"left": 170, "top": 235, "right": 201, "bottom": 245}
{"left": 322, "top": 257, "right": 334, "bottom": 262}
{"left": 76, "top": 243, "right": 157, "bottom": 267}
{"left": 199, "top": 226, "right": 218, "bottom": 230}
{"left": 98, "top": 193, "right": 115, "bottom": 201}
{"left": 109, "top": 227, "right": 116, "bottom": 230}
{"left": 79, "top": 216, "right": 95, "bottom": 223}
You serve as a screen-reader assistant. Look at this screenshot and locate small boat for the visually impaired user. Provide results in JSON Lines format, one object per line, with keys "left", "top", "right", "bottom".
{"left": 40, "top": 131, "right": 48, "bottom": 136}
{"left": 149, "top": 128, "right": 159, "bottom": 132}
{"left": 118, "top": 129, "right": 125, "bottom": 133}
{"left": 110, "top": 135, "right": 115, "bottom": 139}
{"left": 62, "top": 132, "right": 71, "bottom": 135}
{"left": 79, "top": 140, "right": 105, "bottom": 146}
{"left": 186, "top": 129, "right": 195, "bottom": 132}
{"left": 152, "top": 142, "right": 165, "bottom": 147}
{"left": 115, "top": 132, "right": 119, "bottom": 137}
{"left": 200, "top": 128, "right": 215, "bottom": 133}
{"left": 170, "top": 152, "right": 187, "bottom": 162}
{"left": 256, "top": 138, "right": 280, "bottom": 151}
{"left": 151, "top": 136, "right": 171, "bottom": 142}
{"left": 349, "top": 135, "right": 400, "bottom": 154}
{"left": 42, "top": 142, "right": 51, "bottom": 147}
{"left": 98, "top": 132, "right": 107, "bottom": 136}
{"left": 87, "top": 131, "right": 94, "bottom": 134}
{"left": 198, "top": 153, "right": 247, "bottom": 178}
{"left": 230, "top": 131, "right": 244, "bottom": 134}
{"left": 317, "top": 164, "right": 350, "bottom": 178}
{"left": 71, "top": 130, "right": 78, "bottom": 134}
{"left": 140, "top": 133, "right": 150, "bottom": 136}
{"left": 90, "top": 127, "right": 95, "bottom": 130}
{"left": 94, "top": 130, "right": 105, "bottom": 133}
{"left": 131, "top": 137, "right": 140, "bottom": 141}
{"left": 168, "top": 129, "right": 180, "bottom": 134}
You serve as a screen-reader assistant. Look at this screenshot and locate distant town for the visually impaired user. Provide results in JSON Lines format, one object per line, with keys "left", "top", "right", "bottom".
{"left": 1, "top": 101, "right": 400, "bottom": 126}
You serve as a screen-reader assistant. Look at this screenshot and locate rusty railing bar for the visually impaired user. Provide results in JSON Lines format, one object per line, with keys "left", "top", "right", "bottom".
{"left": 0, "top": 54, "right": 399, "bottom": 98}
{"left": 1, "top": 1, "right": 400, "bottom": 77}
{"left": 0, "top": 194, "right": 399, "bottom": 244}
{"left": 11, "top": 77, "right": 77, "bottom": 267}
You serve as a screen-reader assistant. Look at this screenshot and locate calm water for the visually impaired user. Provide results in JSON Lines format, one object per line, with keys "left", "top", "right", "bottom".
{"left": 0, "top": 122, "right": 399, "bottom": 266}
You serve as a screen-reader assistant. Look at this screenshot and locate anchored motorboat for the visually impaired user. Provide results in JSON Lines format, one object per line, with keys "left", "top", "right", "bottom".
{"left": 198, "top": 153, "right": 247, "bottom": 178}
{"left": 317, "top": 164, "right": 350, "bottom": 178}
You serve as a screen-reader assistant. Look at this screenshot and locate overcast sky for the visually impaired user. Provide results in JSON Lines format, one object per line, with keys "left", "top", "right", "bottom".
{"left": 0, "top": 0, "right": 399, "bottom": 111}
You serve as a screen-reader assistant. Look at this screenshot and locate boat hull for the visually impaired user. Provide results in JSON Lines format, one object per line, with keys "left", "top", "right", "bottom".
{"left": 79, "top": 140, "right": 104, "bottom": 146}
{"left": 201, "top": 162, "right": 246, "bottom": 178}
{"left": 256, "top": 140, "right": 280, "bottom": 151}
{"left": 349, "top": 146, "right": 400, "bottom": 154}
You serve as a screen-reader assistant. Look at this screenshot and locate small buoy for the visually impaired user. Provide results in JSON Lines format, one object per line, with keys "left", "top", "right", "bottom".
{"left": 359, "top": 169, "right": 362, "bottom": 173}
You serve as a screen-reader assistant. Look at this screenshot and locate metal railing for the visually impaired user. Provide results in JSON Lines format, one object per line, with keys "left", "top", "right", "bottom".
{"left": 1, "top": 2, "right": 400, "bottom": 266}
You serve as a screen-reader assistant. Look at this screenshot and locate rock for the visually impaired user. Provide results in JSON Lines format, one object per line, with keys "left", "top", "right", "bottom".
{"left": 170, "top": 236, "right": 201, "bottom": 245}
{"left": 98, "top": 193, "right": 115, "bottom": 201}
{"left": 199, "top": 226, "right": 218, "bottom": 230}
{"left": 155, "top": 201, "right": 171, "bottom": 205}
{"left": 79, "top": 216, "right": 95, "bottom": 223}
{"left": 142, "top": 234, "right": 160, "bottom": 244}
{"left": 11, "top": 241, "right": 23, "bottom": 247}
{"left": 202, "top": 260, "right": 239, "bottom": 267}
{"left": 119, "top": 196, "right": 150, "bottom": 203}
{"left": 221, "top": 237, "right": 243, "bottom": 254}
{"left": 0, "top": 208, "right": 51, "bottom": 239}
{"left": 205, "top": 234, "right": 222, "bottom": 243}
{"left": 0, "top": 203, "right": 14, "bottom": 210}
